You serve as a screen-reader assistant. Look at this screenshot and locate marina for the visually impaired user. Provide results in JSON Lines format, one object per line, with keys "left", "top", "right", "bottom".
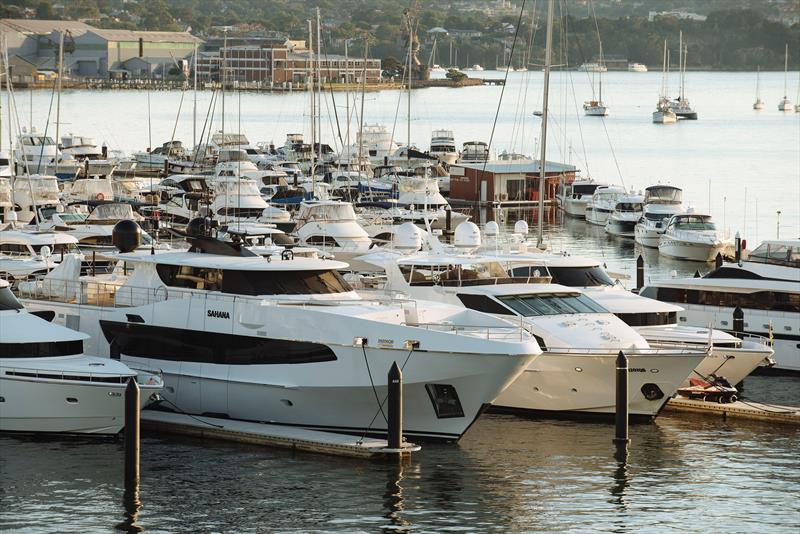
{"left": 1, "top": 5, "right": 799, "bottom": 532}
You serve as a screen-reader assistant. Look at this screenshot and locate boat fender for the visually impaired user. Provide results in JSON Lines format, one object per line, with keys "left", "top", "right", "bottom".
{"left": 281, "top": 249, "right": 294, "bottom": 261}
{"left": 96, "top": 192, "right": 105, "bottom": 201}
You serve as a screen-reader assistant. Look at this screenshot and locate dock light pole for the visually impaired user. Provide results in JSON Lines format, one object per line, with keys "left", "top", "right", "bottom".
{"left": 776, "top": 210, "right": 781, "bottom": 240}
{"left": 614, "top": 351, "right": 630, "bottom": 449}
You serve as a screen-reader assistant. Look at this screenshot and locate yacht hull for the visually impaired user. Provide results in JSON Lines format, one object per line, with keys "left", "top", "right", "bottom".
{"left": 564, "top": 198, "right": 589, "bottom": 218}
{"left": 605, "top": 218, "right": 637, "bottom": 237}
{"left": 585, "top": 207, "right": 612, "bottom": 226}
{"left": 658, "top": 238, "right": 727, "bottom": 262}
{"left": 634, "top": 224, "right": 662, "bottom": 248}
{"left": 493, "top": 350, "right": 705, "bottom": 417}
{"left": 0, "top": 374, "right": 158, "bottom": 434}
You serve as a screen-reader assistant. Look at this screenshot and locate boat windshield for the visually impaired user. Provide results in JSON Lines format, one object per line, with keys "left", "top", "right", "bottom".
{"left": 156, "top": 265, "right": 352, "bottom": 295}
{"left": 0, "top": 286, "right": 23, "bottom": 310}
{"left": 573, "top": 184, "right": 599, "bottom": 195}
{"left": 509, "top": 265, "right": 615, "bottom": 287}
{"left": 21, "top": 136, "right": 55, "bottom": 146}
{"left": 401, "top": 261, "right": 515, "bottom": 286}
{"left": 616, "top": 203, "right": 642, "bottom": 212}
{"left": 0, "top": 339, "right": 84, "bottom": 357}
{"left": 497, "top": 293, "right": 608, "bottom": 317}
{"left": 674, "top": 217, "right": 715, "bottom": 231}
{"left": 748, "top": 242, "right": 800, "bottom": 268}
{"left": 645, "top": 186, "right": 682, "bottom": 204}
{"left": 644, "top": 212, "right": 669, "bottom": 221}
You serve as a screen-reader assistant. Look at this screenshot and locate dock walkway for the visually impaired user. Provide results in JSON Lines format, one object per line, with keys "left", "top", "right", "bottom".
{"left": 141, "top": 410, "right": 421, "bottom": 459}
{"left": 664, "top": 396, "right": 800, "bottom": 426}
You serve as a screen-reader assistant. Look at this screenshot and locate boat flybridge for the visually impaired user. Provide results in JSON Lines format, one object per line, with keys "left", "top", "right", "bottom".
{"left": 0, "top": 227, "right": 80, "bottom": 280}
{"left": 15, "top": 220, "right": 541, "bottom": 442}
{"left": 292, "top": 200, "right": 373, "bottom": 258}
{"left": 641, "top": 240, "right": 799, "bottom": 373}
{"left": 429, "top": 130, "right": 459, "bottom": 166}
{"left": 354, "top": 223, "right": 707, "bottom": 418}
{"left": 10, "top": 174, "right": 61, "bottom": 224}
{"left": 478, "top": 240, "right": 775, "bottom": 387}
{"left": 0, "top": 279, "right": 162, "bottom": 434}
{"left": 634, "top": 185, "right": 684, "bottom": 248}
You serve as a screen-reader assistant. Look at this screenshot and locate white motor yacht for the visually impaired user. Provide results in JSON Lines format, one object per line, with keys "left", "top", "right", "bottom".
{"left": 15, "top": 131, "right": 80, "bottom": 179}
{"left": 634, "top": 185, "right": 684, "bottom": 248}
{"left": 355, "top": 239, "right": 705, "bottom": 418}
{"left": 658, "top": 213, "right": 730, "bottom": 262}
{"left": 62, "top": 176, "right": 115, "bottom": 204}
{"left": 429, "top": 130, "right": 459, "bottom": 166}
{"left": 641, "top": 240, "right": 800, "bottom": 372}
{"left": 0, "top": 280, "right": 162, "bottom": 434}
{"left": 561, "top": 179, "right": 605, "bottom": 218}
{"left": 134, "top": 141, "right": 188, "bottom": 170}
{"left": 585, "top": 185, "right": 626, "bottom": 226}
{"left": 0, "top": 175, "right": 13, "bottom": 226}
{"left": 16, "top": 232, "right": 541, "bottom": 442}
{"left": 488, "top": 248, "right": 774, "bottom": 387}
{"left": 0, "top": 150, "right": 12, "bottom": 178}
{"left": 458, "top": 141, "right": 493, "bottom": 164}
{"left": 604, "top": 194, "right": 644, "bottom": 237}
{"left": 11, "top": 174, "right": 61, "bottom": 224}
{"left": 292, "top": 200, "right": 372, "bottom": 262}
{"left": 628, "top": 63, "right": 648, "bottom": 72}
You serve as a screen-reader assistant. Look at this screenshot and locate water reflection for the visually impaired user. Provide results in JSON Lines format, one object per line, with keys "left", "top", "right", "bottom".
{"left": 116, "top": 485, "right": 142, "bottom": 533}
{"left": 382, "top": 460, "right": 410, "bottom": 533}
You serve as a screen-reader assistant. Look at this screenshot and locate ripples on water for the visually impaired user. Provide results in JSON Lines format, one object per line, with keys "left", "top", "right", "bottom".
{"left": 1, "top": 405, "right": 798, "bottom": 533}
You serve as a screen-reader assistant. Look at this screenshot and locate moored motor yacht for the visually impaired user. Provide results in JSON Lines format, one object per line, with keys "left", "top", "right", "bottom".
{"left": 604, "top": 194, "right": 644, "bottom": 237}
{"left": 0, "top": 228, "right": 80, "bottom": 280}
{"left": 641, "top": 240, "right": 799, "bottom": 373}
{"left": 634, "top": 185, "right": 684, "bottom": 248}
{"left": 354, "top": 225, "right": 707, "bottom": 419}
{"left": 15, "top": 223, "right": 540, "bottom": 442}
{"left": 561, "top": 179, "right": 605, "bottom": 218}
{"left": 658, "top": 212, "right": 730, "bottom": 262}
{"left": 0, "top": 279, "right": 162, "bottom": 434}
{"left": 585, "top": 185, "right": 626, "bottom": 226}
{"left": 429, "top": 130, "right": 459, "bottom": 166}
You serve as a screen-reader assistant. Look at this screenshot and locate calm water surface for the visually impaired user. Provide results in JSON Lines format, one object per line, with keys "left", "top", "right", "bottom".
{"left": 1, "top": 71, "right": 799, "bottom": 533}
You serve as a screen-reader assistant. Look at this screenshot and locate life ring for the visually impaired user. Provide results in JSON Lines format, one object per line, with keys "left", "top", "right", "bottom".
{"left": 95, "top": 192, "right": 105, "bottom": 201}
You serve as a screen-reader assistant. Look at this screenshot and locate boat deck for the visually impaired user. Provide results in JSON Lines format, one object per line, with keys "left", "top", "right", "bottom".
{"left": 141, "top": 410, "right": 421, "bottom": 459}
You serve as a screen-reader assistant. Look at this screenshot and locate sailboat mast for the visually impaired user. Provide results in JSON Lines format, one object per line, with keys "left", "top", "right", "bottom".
{"left": 193, "top": 41, "right": 197, "bottom": 148}
{"left": 784, "top": 43, "right": 789, "bottom": 97}
{"left": 756, "top": 66, "right": 760, "bottom": 99}
{"left": 407, "top": 13, "right": 413, "bottom": 164}
{"left": 537, "top": 0, "right": 554, "bottom": 249}
{"left": 308, "top": 19, "right": 315, "bottom": 179}
{"left": 316, "top": 8, "right": 322, "bottom": 170}
{"left": 54, "top": 31, "right": 63, "bottom": 177}
{"left": 660, "top": 40, "right": 667, "bottom": 99}
{"left": 221, "top": 29, "right": 227, "bottom": 136}
{"left": 678, "top": 31, "right": 683, "bottom": 100}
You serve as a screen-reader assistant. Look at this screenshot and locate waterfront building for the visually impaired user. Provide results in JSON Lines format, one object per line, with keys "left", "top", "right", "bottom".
{"left": 449, "top": 160, "right": 577, "bottom": 205}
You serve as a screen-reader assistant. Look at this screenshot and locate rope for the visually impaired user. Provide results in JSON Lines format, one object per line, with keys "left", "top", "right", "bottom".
{"left": 356, "top": 346, "right": 416, "bottom": 444}
{"left": 152, "top": 396, "right": 226, "bottom": 429}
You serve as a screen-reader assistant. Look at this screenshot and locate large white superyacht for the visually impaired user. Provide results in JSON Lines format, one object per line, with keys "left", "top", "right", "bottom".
{"left": 15, "top": 221, "right": 541, "bottom": 441}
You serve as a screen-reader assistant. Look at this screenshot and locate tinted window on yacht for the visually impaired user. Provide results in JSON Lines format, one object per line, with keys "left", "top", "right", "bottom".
{"left": 497, "top": 293, "right": 608, "bottom": 317}
{"left": 572, "top": 185, "right": 598, "bottom": 195}
{"left": 0, "top": 340, "right": 83, "bottom": 358}
{"left": 616, "top": 311, "right": 677, "bottom": 326}
{"left": 31, "top": 243, "right": 79, "bottom": 255}
{"left": 0, "top": 287, "right": 23, "bottom": 310}
{"left": 156, "top": 265, "right": 352, "bottom": 295}
{"left": 509, "top": 266, "right": 614, "bottom": 287}
{"left": 100, "top": 321, "right": 336, "bottom": 364}
{"left": 651, "top": 287, "right": 800, "bottom": 313}
{"left": 704, "top": 267, "right": 764, "bottom": 280}
{"left": 216, "top": 207, "right": 265, "bottom": 218}
{"left": 456, "top": 294, "right": 514, "bottom": 315}
{"left": 644, "top": 213, "right": 669, "bottom": 221}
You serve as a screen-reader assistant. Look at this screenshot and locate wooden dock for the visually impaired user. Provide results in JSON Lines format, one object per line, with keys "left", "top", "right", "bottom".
{"left": 141, "top": 410, "right": 421, "bottom": 459}
{"left": 664, "top": 396, "right": 800, "bottom": 426}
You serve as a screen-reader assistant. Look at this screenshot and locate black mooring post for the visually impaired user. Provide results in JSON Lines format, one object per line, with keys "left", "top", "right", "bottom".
{"left": 694, "top": 270, "right": 701, "bottom": 278}
{"left": 91, "top": 251, "right": 96, "bottom": 277}
{"left": 124, "top": 378, "right": 140, "bottom": 488}
{"left": 636, "top": 255, "right": 644, "bottom": 290}
{"left": 445, "top": 206, "right": 452, "bottom": 236}
{"left": 715, "top": 252, "right": 723, "bottom": 270}
{"left": 733, "top": 306, "right": 744, "bottom": 336}
{"left": 614, "top": 351, "right": 630, "bottom": 447}
{"left": 735, "top": 232, "right": 742, "bottom": 263}
{"left": 387, "top": 362, "right": 403, "bottom": 450}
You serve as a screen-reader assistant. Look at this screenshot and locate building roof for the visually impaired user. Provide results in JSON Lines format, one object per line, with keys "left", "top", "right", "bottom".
{"left": 0, "top": 18, "right": 93, "bottom": 35}
{"left": 88, "top": 28, "right": 202, "bottom": 44}
{"left": 456, "top": 160, "right": 577, "bottom": 174}
{"left": 123, "top": 56, "right": 180, "bottom": 66}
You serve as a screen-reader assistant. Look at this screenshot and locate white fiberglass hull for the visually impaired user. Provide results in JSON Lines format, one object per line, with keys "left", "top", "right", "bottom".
{"left": 653, "top": 111, "right": 677, "bottom": 124}
{"left": 0, "top": 373, "right": 160, "bottom": 434}
{"left": 564, "top": 198, "right": 589, "bottom": 218}
{"left": 493, "top": 350, "right": 705, "bottom": 418}
{"left": 605, "top": 218, "right": 637, "bottom": 238}
{"left": 585, "top": 207, "right": 612, "bottom": 226}
{"left": 658, "top": 237, "right": 727, "bottom": 262}
{"left": 634, "top": 224, "right": 662, "bottom": 248}
{"left": 584, "top": 106, "right": 609, "bottom": 117}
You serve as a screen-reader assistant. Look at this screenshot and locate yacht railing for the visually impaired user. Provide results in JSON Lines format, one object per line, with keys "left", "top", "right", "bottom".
{"left": 538, "top": 346, "right": 706, "bottom": 356}
{"left": 1, "top": 366, "right": 135, "bottom": 383}
{"left": 16, "top": 277, "right": 532, "bottom": 340}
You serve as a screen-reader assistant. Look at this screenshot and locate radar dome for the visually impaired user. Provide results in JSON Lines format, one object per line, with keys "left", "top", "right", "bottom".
{"left": 514, "top": 220, "right": 529, "bottom": 235}
{"left": 485, "top": 221, "right": 499, "bottom": 236}
{"left": 112, "top": 220, "right": 142, "bottom": 253}
{"left": 454, "top": 221, "right": 481, "bottom": 249}
{"left": 393, "top": 222, "right": 423, "bottom": 252}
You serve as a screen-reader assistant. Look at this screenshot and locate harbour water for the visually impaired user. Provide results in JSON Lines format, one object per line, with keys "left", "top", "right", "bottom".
{"left": 1, "top": 72, "right": 799, "bottom": 532}
{"left": 1, "top": 376, "right": 798, "bottom": 532}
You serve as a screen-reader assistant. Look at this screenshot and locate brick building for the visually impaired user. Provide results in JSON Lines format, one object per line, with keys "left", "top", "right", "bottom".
{"left": 449, "top": 160, "right": 578, "bottom": 205}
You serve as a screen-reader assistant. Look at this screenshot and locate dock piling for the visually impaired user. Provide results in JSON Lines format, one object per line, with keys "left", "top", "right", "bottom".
{"left": 715, "top": 253, "right": 723, "bottom": 270}
{"left": 614, "top": 351, "right": 630, "bottom": 448}
{"left": 387, "top": 362, "right": 403, "bottom": 450}
{"left": 445, "top": 206, "right": 452, "bottom": 236}
{"left": 636, "top": 256, "right": 644, "bottom": 290}
{"left": 124, "top": 378, "right": 140, "bottom": 487}
{"left": 733, "top": 306, "right": 744, "bottom": 336}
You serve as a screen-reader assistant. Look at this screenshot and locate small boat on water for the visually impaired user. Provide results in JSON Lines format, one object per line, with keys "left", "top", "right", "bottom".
{"left": 429, "top": 129, "right": 459, "bottom": 166}
{"left": 604, "top": 194, "right": 644, "bottom": 237}
{"left": 658, "top": 212, "right": 730, "bottom": 262}
{"left": 585, "top": 185, "right": 626, "bottom": 226}
{"left": 634, "top": 185, "right": 684, "bottom": 248}
{"left": 753, "top": 66, "right": 765, "bottom": 110}
{"left": 653, "top": 41, "right": 678, "bottom": 124}
{"left": 628, "top": 63, "right": 648, "bottom": 72}
{"left": 778, "top": 44, "right": 793, "bottom": 111}
{"left": 667, "top": 32, "right": 698, "bottom": 120}
{"left": 560, "top": 179, "right": 605, "bottom": 219}
{"left": 0, "top": 279, "right": 163, "bottom": 435}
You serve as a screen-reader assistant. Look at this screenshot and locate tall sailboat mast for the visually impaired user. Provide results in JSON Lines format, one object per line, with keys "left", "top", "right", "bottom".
{"left": 308, "top": 19, "right": 316, "bottom": 179}
{"left": 54, "top": 31, "right": 64, "bottom": 177}
{"left": 536, "top": 0, "right": 555, "bottom": 249}
{"left": 783, "top": 43, "right": 789, "bottom": 98}
{"left": 316, "top": 8, "right": 322, "bottom": 172}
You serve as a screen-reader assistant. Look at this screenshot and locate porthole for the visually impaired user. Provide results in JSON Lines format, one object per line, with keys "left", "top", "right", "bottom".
{"left": 66, "top": 397, "right": 78, "bottom": 404}
{"left": 280, "top": 399, "right": 294, "bottom": 407}
{"left": 574, "top": 367, "right": 583, "bottom": 372}
{"left": 571, "top": 388, "right": 578, "bottom": 393}
{"left": 0, "top": 396, "right": 5, "bottom": 402}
